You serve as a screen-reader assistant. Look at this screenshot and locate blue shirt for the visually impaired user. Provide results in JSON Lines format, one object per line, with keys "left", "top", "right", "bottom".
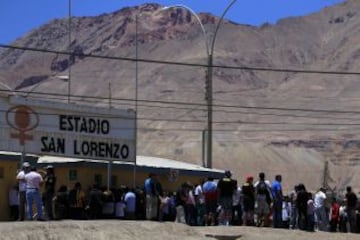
{"left": 271, "top": 180, "right": 282, "bottom": 200}
{"left": 124, "top": 191, "right": 136, "bottom": 212}
{"left": 144, "top": 178, "right": 153, "bottom": 195}
{"left": 203, "top": 180, "right": 217, "bottom": 193}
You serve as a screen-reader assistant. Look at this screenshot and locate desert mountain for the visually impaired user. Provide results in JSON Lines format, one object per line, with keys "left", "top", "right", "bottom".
{"left": 1, "top": 0, "right": 360, "bottom": 192}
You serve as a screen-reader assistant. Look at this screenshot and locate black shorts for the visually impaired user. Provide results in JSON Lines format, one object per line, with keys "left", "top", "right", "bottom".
{"left": 243, "top": 197, "right": 255, "bottom": 212}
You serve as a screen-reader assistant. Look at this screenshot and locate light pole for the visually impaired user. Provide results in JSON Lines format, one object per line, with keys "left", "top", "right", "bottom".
{"left": 163, "top": 0, "right": 237, "bottom": 168}
{"left": 67, "top": 0, "right": 72, "bottom": 104}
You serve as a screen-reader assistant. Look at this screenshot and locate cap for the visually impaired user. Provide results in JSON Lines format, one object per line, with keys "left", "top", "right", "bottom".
{"left": 246, "top": 175, "right": 254, "bottom": 182}
{"left": 22, "top": 162, "right": 30, "bottom": 168}
{"left": 45, "top": 165, "right": 54, "bottom": 169}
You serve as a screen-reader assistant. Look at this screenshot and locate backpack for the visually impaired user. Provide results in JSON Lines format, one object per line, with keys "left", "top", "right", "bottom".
{"left": 256, "top": 181, "right": 268, "bottom": 195}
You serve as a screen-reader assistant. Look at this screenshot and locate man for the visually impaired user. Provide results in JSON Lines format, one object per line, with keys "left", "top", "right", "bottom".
{"left": 43, "top": 165, "right": 56, "bottom": 220}
{"left": 124, "top": 188, "right": 136, "bottom": 220}
{"left": 16, "top": 162, "right": 31, "bottom": 221}
{"left": 24, "top": 165, "right": 44, "bottom": 221}
{"left": 242, "top": 175, "right": 255, "bottom": 226}
{"left": 295, "top": 183, "right": 309, "bottom": 230}
{"left": 194, "top": 179, "right": 206, "bottom": 226}
{"left": 175, "top": 182, "right": 189, "bottom": 224}
{"left": 232, "top": 182, "right": 243, "bottom": 226}
{"left": 202, "top": 177, "right": 217, "bottom": 226}
{"left": 68, "top": 182, "right": 85, "bottom": 219}
{"left": 314, "top": 187, "right": 328, "bottom": 231}
{"left": 217, "top": 170, "right": 237, "bottom": 226}
{"left": 144, "top": 173, "right": 158, "bottom": 220}
{"left": 345, "top": 186, "right": 358, "bottom": 233}
{"left": 254, "top": 172, "right": 272, "bottom": 227}
{"left": 271, "top": 174, "right": 283, "bottom": 228}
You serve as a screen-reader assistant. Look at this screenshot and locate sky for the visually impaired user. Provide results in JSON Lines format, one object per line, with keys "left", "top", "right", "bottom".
{"left": 0, "top": 0, "right": 345, "bottom": 44}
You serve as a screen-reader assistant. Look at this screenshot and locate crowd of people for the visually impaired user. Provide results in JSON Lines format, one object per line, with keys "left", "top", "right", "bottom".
{"left": 8, "top": 162, "right": 360, "bottom": 234}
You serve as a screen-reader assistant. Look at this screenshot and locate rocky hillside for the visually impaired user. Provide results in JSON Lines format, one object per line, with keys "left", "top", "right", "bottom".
{"left": 1, "top": 1, "right": 360, "bottom": 191}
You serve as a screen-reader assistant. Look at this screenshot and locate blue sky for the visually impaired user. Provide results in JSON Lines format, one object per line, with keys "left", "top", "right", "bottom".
{"left": 1, "top": 0, "right": 344, "bottom": 44}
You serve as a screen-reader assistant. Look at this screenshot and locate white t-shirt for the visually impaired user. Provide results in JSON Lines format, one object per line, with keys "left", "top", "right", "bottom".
{"left": 24, "top": 171, "right": 43, "bottom": 189}
{"left": 194, "top": 184, "right": 205, "bottom": 204}
{"left": 232, "top": 187, "right": 242, "bottom": 206}
{"left": 314, "top": 191, "right": 326, "bottom": 208}
{"left": 16, "top": 170, "right": 27, "bottom": 192}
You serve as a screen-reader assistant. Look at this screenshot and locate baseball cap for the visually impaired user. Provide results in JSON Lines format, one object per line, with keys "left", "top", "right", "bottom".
{"left": 22, "top": 162, "right": 30, "bottom": 168}
{"left": 246, "top": 175, "right": 254, "bottom": 182}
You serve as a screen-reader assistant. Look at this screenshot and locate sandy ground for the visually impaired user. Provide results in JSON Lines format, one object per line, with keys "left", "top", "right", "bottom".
{"left": 0, "top": 220, "right": 359, "bottom": 240}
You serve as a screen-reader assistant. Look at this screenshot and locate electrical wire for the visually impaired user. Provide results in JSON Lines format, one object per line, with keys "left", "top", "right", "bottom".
{"left": 2, "top": 44, "right": 360, "bottom": 75}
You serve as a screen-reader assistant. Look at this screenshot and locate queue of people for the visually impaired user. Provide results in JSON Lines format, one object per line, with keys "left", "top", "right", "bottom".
{"left": 8, "top": 163, "right": 360, "bottom": 234}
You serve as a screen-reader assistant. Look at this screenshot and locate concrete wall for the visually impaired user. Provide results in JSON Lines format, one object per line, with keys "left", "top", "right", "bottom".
{"left": 0, "top": 159, "right": 19, "bottom": 221}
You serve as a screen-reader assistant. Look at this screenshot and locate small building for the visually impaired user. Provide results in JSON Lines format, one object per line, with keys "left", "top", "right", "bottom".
{"left": 0, "top": 152, "right": 224, "bottom": 221}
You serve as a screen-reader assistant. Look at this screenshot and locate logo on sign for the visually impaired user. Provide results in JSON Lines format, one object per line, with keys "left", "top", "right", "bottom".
{"left": 6, "top": 105, "right": 39, "bottom": 145}
{"left": 168, "top": 169, "right": 179, "bottom": 182}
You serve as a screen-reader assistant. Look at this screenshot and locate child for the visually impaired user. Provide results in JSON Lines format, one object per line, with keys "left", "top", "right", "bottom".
{"left": 282, "top": 195, "right": 291, "bottom": 228}
{"left": 306, "top": 192, "right": 315, "bottom": 231}
{"left": 329, "top": 197, "right": 340, "bottom": 232}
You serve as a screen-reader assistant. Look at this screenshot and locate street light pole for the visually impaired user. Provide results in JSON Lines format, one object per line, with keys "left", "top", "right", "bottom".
{"left": 163, "top": 0, "right": 237, "bottom": 168}
{"left": 206, "top": 0, "right": 237, "bottom": 169}
{"left": 68, "top": 0, "right": 72, "bottom": 104}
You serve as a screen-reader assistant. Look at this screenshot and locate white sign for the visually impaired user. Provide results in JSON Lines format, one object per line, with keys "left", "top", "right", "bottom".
{"left": 0, "top": 96, "right": 135, "bottom": 162}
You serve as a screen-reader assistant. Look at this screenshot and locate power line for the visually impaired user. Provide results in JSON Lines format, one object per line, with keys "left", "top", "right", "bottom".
{"left": 32, "top": 93, "right": 360, "bottom": 122}
{"left": 3, "top": 44, "right": 360, "bottom": 76}
{"left": 5, "top": 88, "right": 360, "bottom": 119}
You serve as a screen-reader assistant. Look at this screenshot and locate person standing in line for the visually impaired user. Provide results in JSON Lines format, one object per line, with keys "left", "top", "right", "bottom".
{"left": 124, "top": 188, "right": 136, "bottom": 220}
{"left": 185, "top": 183, "right": 197, "bottom": 226}
{"left": 271, "top": 174, "right": 283, "bottom": 228}
{"left": 338, "top": 201, "right": 348, "bottom": 233}
{"left": 314, "top": 187, "right": 328, "bottom": 231}
{"left": 202, "top": 177, "right": 218, "bottom": 226}
{"left": 87, "top": 184, "right": 103, "bottom": 220}
{"left": 16, "top": 162, "right": 31, "bottom": 221}
{"left": 217, "top": 170, "right": 237, "bottom": 226}
{"left": 24, "top": 165, "right": 44, "bottom": 221}
{"left": 232, "top": 182, "right": 243, "bottom": 226}
{"left": 242, "top": 176, "right": 255, "bottom": 226}
{"left": 194, "top": 179, "right": 206, "bottom": 226}
{"left": 329, "top": 197, "right": 340, "bottom": 232}
{"left": 8, "top": 184, "right": 19, "bottom": 221}
{"left": 295, "top": 183, "right": 309, "bottom": 230}
{"left": 43, "top": 165, "right": 56, "bottom": 220}
{"left": 345, "top": 186, "right": 358, "bottom": 233}
{"left": 175, "top": 182, "right": 189, "bottom": 224}
{"left": 144, "top": 173, "right": 158, "bottom": 220}
{"left": 68, "top": 182, "right": 86, "bottom": 219}
{"left": 289, "top": 186, "right": 298, "bottom": 229}
{"left": 158, "top": 191, "right": 170, "bottom": 221}
{"left": 254, "top": 172, "right": 272, "bottom": 227}
{"left": 306, "top": 192, "right": 315, "bottom": 232}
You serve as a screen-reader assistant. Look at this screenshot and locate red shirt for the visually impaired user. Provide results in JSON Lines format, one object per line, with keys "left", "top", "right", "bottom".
{"left": 331, "top": 202, "right": 340, "bottom": 221}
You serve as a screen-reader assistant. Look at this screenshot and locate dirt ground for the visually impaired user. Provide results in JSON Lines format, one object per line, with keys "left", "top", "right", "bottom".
{"left": 0, "top": 220, "right": 359, "bottom": 240}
